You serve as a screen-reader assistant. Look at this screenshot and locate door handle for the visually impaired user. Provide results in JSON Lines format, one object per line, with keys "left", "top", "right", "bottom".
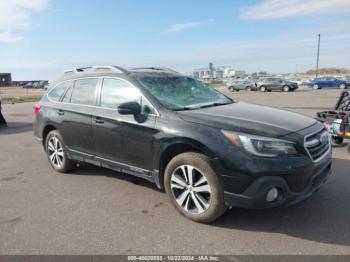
{"left": 57, "top": 109, "right": 65, "bottom": 116}
{"left": 94, "top": 117, "right": 104, "bottom": 124}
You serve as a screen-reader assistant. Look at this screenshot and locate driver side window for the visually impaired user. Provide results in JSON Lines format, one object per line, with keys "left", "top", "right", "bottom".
{"left": 100, "top": 78, "right": 156, "bottom": 115}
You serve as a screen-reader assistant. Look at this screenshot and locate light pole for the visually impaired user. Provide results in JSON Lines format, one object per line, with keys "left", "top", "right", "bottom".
{"left": 316, "top": 34, "right": 321, "bottom": 79}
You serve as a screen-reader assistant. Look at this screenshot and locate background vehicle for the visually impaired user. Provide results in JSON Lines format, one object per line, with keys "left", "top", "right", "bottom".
{"left": 289, "top": 78, "right": 309, "bottom": 86}
{"left": 34, "top": 65, "right": 331, "bottom": 223}
{"left": 226, "top": 79, "right": 256, "bottom": 91}
{"left": 256, "top": 77, "right": 298, "bottom": 92}
{"left": 23, "top": 82, "right": 34, "bottom": 88}
{"left": 308, "top": 77, "right": 347, "bottom": 90}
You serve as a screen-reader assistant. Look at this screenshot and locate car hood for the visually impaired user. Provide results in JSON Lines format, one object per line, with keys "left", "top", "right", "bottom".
{"left": 177, "top": 102, "right": 317, "bottom": 138}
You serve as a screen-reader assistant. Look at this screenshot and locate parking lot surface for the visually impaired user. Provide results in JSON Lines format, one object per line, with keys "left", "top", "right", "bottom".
{"left": 0, "top": 88, "right": 349, "bottom": 255}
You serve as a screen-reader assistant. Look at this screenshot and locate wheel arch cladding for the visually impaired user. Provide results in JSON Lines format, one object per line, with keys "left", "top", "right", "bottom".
{"left": 156, "top": 141, "right": 215, "bottom": 190}
{"left": 42, "top": 125, "right": 58, "bottom": 147}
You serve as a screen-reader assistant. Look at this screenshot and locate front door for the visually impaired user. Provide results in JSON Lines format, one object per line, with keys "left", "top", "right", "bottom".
{"left": 92, "top": 77, "right": 157, "bottom": 171}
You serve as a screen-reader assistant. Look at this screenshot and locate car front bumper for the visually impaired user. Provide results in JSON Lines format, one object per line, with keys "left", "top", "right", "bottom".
{"left": 223, "top": 160, "right": 331, "bottom": 209}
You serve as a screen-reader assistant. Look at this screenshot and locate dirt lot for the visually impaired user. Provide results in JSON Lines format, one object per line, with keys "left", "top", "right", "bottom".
{"left": 0, "top": 87, "right": 45, "bottom": 99}
{"left": 0, "top": 87, "right": 349, "bottom": 255}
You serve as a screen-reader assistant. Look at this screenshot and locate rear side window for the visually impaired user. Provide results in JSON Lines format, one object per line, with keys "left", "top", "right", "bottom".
{"left": 48, "top": 81, "right": 72, "bottom": 102}
{"left": 62, "top": 85, "right": 74, "bottom": 103}
{"left": 70, "top": 78, "right": 98, "bottom": 106}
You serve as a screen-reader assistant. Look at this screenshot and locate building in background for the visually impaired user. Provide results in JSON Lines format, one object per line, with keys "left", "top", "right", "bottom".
{"left": 0, "top": 73, "right": 12, "bottom": 87}
{"left": 252, "top": 71, "right": 268, "bottom": 77}
{"left": 193, "top": 63, "right": 246, "bottom": 81}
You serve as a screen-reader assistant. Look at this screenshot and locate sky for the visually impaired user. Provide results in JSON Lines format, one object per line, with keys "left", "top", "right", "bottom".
{"left": 0, "top": 0, "right": 350, "bottom": 80}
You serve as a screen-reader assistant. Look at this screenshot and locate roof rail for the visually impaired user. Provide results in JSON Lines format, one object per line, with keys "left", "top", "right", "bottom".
{"left": 131, "top": 67, "right": 179, "bottom": 74}
{"left": 63, "top": 69, "right": 80, "bottom": 75}
{"left": 62, "top": 65, "right": 128, "bottom": 76}
{"left": 91, "top": 65, "right": 129, "bottom": 74}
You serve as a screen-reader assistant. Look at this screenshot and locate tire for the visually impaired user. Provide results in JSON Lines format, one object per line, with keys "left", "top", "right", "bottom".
{"left": 313, "top": 84, "right": 319, "bottom": 90}
{"left": 245, "top": 86, "right": 251, "bottom": 91}
{"left": 164, "top": 152, "right": 226, "bottom": 223}
{"left": 282, "top": 85, "right": 290, "bottom": 92}
{"left": 45, "top": 130, "right": 76, "bottom": 173}
{"left": 228, "top": 86, "right": 234, "bottom": 92}
{"left": 331, "top": 136, "right": 344, "bottom": 145}
{"left": 260, "top": 86, "right": 267, "bottom": 92}
{"left": 339, "top": 83, "right": 346, "bottom": 89}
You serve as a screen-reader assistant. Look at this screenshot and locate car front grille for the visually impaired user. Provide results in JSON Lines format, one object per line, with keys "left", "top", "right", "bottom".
{"left": 304, "top": 128, "right": 331, "bottom": 162}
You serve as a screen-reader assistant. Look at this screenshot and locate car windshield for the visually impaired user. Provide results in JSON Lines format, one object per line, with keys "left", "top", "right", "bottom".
{"left": 135, "top": 74, "right": 233, "bottom": 110}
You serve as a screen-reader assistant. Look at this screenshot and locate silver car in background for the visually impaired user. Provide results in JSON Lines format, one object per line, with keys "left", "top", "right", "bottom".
{"left": 226, "top": 79, "right": 256, "bottom": 91}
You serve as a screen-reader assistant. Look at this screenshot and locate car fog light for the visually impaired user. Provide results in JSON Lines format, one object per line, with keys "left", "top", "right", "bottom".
{"left": 266, "top": 187, "right": 279, "bottom": 202}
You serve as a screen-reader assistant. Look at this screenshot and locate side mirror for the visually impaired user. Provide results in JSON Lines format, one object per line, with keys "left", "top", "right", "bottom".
{"left": 118, "top": 101, "right": 141, "bottom": 115}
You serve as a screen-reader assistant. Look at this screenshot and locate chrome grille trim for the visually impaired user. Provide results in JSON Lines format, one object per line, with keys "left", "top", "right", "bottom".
{"left": 304, "top": 128, "right": 331, "bottom": 163}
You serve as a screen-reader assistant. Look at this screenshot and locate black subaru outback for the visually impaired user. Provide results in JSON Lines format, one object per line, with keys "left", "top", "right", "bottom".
{"left": 34, "top": 66, "right": 332, "bottom": 223}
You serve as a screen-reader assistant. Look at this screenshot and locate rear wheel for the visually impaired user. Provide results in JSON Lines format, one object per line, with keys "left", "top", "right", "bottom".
{"left": 164, "top": 152, "right": 226, "bottom": 223}
{"left": 245, "top": 86, "right": 251, "bottom": 91}
{"left": 339, "top": 83, "right": 346, "bottom": 89}
{"left": 282, "top": 85, "right": 290, "bottom": 92}
{"left": 45, "top": 130, "right": 76, "bottom": 173}
{"left": 228, "top": 86, "right": 234, "bottom": 92}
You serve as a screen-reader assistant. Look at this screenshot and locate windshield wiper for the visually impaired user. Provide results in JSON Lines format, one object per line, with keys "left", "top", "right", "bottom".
{"left": 197, "top": 102, "right": 232, "bottom": 109}
{"left": 174, "top": 106, "right": 196, "bottom": 111}
{"left": 175, "top": 102, "right": 233, "bottom": 111}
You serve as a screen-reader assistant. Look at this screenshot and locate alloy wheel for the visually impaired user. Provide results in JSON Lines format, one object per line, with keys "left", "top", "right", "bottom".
{"left": 283, "top": 86, "right": 290, "bottom": 92}
{"left": 47, "top": 136, "right": 64, "bottom": 168}
{"left": 170, "top": 165, "right": 212, "bottom": 214}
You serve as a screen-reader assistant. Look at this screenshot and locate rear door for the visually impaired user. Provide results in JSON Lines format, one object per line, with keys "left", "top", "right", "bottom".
{"left": 319, "top": 78, "right": 327, "bottom": 88}
{"left": 268, "top": 78, "right": 280, "bottom": 90}
{"left": 58, "top": 78, "right": 99, "bottom": 155}
{"left": 328, "top": 77, "right": 337, "bottom": 88}
{"left": 92, "top": 77, "right": 158, "bottom": 171}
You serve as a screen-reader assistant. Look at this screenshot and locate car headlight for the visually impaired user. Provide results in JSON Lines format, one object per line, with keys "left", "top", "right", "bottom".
{"left": 222, "top": 130, "right": 297, "bottom": 157}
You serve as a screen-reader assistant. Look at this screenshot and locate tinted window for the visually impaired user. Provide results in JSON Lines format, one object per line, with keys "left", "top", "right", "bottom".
{"left": 48, "top": 81, "right": 73, "bottom": 102}
{"left": 100, "top": 78, "right": 141, "bottom": 108}
{"left": 100, "top": 78, "right": 155, "bottom": 114}
{"left": 70, "top": 78, "right": 98, "bottom": 106}
{"left": 62, "top": 84, "right": 74, "bottom": 103}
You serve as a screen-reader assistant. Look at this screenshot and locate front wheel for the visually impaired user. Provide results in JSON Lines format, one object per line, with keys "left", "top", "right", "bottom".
{"left": 164, "top": 152, "right": 226, "bottom": 223}
{"left": 45, "top": 130, "right": 76, "bottom": 173}
{"left": 245, "top": 86, "right": 252, "bottom": 91}
{"left": 313, "top": 84, "right": 319, "bottom": 90}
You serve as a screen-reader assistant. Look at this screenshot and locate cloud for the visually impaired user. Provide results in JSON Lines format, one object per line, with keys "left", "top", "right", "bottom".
{"left": 162, "top": 19, "right": 214, "bottom": 34}
{"left": 0, "top": 0, "right": 48, "bottom": 43}
{"left": 240, "top": 0, "right": 350, "bottom": 20}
